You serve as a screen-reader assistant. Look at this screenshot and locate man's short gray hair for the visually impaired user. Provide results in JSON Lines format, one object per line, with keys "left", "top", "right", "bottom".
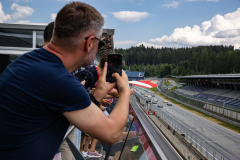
{"left": 53, "top": 1, "right": 104, "bottom": 47}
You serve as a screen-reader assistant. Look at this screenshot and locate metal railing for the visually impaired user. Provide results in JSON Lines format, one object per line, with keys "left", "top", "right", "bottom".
{"left": 134, "top": 90, "right": 231, "bottom": 160}
{"left": 150, "top": 104, "right": 231, "bottom": 160}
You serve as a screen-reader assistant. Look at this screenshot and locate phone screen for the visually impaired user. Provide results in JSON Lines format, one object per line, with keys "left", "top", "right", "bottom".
{"left": 78, "top": 73, "right": 88, "bottom": 81}
{"left": 106, "top": 54, "right": 122, "bottom": 83}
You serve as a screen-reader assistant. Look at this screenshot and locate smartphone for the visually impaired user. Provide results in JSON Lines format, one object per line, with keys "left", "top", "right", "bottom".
{"left": 106, "top": 54, "right": 122, "bottom": 83}
{"left": 78, "top": 73, "right": 88, "bottom": 81}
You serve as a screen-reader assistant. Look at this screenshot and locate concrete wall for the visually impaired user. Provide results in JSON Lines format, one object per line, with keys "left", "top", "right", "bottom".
{"left": 204, "top": 104, "right": 240, "bottom": 121}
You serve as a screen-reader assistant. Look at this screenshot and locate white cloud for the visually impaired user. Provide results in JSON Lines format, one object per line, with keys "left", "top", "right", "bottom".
{"left": 51, "top": 13, "right": 56, "bottom": 21}
{"left": 148, "top": 7, "right": 240, "bottom": 49}
{"left": 161, "top": 1, "right": 179, "bottom": 8}
{"left": 0, "top": 3, "right": 34, "bottom": 23}
{"left": 0, "top": 2, "right": 11, "bottom": 23}
{"left": 115, "top": 40, "right": 136, "bottom": 46}
{"left": 15, "top": 20, "right": 30, "bottom": 23}
{"left": 137, "top": 42, "right": 163, "bottom": 49}
{"left": 101, "top": 13, "right": 108, "bottom": 18}
{"left": 111, "top": 11, "right": 149, "bottom": 23}
{"left": 214, "top": 29, "right": 240, "bottom": 38}
{"left": 11, "top": 3, "right": 34, "bottom": 20}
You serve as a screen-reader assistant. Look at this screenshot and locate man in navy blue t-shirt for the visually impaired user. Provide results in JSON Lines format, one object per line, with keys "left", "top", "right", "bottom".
{"left": 0, "top": 2, "right": 130, "bottom": 160}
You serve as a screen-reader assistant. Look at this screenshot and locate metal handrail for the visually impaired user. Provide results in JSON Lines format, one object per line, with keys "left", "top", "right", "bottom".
{"left": 156, "top": 85, "right": 231, "bottom": 160}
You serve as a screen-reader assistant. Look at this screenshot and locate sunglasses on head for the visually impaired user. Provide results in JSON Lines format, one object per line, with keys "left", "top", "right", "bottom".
{"left": 84, "top": 36, "right": 106, "bottom": 50}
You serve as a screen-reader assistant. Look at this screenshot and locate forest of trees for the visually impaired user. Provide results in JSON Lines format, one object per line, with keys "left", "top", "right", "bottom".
{"left": 115, "top": 45, "right": 240, "bottom": 78}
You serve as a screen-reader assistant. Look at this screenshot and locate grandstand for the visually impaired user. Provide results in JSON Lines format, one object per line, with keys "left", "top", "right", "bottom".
{"left": 125, "top": 70, "right": 144, "bottom": 81}
{"left": 176, "top": 74, "right": 240, "bottom": 108}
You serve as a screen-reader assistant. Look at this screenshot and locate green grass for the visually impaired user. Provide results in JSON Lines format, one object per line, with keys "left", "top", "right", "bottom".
{"left": 169, "top": 86, "right": 178, "bottom": 92}
{"left": 149, "top": 88, "right": 240, "bottom": 134}
{"left": 164, "top": 80, "right": 171, "bottom": 86}
{"left": 149, "top": 87, "right": 159, "bottom": 92}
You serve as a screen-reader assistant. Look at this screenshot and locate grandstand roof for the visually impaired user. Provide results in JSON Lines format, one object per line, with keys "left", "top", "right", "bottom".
{"left": 125, "top": 70, "right": 144, "bottom": 77}
{"left": 177, "top": 74, "right": 240, "bottom": 79}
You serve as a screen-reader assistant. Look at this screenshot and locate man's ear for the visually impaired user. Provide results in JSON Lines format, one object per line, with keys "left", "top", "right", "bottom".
{"left": 85, "top": 36, "right": 95, "bottom": 53}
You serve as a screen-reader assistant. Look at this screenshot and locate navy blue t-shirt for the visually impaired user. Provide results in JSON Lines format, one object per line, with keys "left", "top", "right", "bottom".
{"left": 0, "top": 48, "right": 91, "bottom": 160}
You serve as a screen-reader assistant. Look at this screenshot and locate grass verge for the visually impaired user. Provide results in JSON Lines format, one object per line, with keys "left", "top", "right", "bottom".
{"left": 149, "top": 88, "right": 240, "bottom": 134}
{"left": 164, "top": 80, "right": 171, "bottom": 86}
{"left": 169, "top": 86, "right": 178, "bottom": 92}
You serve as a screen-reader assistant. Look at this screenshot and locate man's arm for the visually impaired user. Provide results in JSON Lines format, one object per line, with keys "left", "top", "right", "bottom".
{"left": 63, "top": 62, "right": 130, "bottom": 145}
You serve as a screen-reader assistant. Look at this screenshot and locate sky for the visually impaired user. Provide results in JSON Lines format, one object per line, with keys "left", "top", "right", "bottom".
{"left": 1, "top": 0, "right": 240, "bottom": 49}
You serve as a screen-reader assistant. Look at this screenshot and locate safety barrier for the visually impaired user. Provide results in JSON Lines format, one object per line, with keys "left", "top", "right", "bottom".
{"left": 134, "top": 91, "right": 231, "bottom": 160}
{"left": 150, "top": 104, "right": 231, "bottom": 160}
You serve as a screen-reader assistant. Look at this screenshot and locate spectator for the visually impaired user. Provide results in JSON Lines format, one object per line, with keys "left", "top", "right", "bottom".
{"left": 43, "top": 22, "right": 54, "bottom": 46}
{"left": 0, "top": 2, "right": 130, "bottom": 160}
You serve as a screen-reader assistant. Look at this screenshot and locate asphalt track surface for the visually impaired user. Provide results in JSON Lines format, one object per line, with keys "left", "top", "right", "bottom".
{"left": 130, "top": 96, "right": 183, "bottom": 160}
{"left": 136, "top": 88, "right": 240, "bottom": 160}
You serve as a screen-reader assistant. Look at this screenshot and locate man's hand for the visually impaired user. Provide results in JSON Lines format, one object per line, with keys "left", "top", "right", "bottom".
{"left": 101, "top": 99, "right": 111, "bottom": 106}
{"left": 112, "top": 68, "right": 130, "bottom": 97}
{"left": 94, "top": 62, "right": 116, "bottom": 102}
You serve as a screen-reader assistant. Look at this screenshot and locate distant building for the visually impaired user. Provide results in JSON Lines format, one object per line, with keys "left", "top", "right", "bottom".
{"left": 125, "top": 70, "right": 144, "bottom": 81}
{"left": 0, "top": 23, "right": 115, "bottom": 74}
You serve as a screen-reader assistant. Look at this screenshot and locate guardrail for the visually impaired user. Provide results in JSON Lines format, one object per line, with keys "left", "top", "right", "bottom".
{"left": 134, "top": 89, "right": 231, "bottom": 160}
{"left": 150, "top": 104, "right": 230, "bottom": 160}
